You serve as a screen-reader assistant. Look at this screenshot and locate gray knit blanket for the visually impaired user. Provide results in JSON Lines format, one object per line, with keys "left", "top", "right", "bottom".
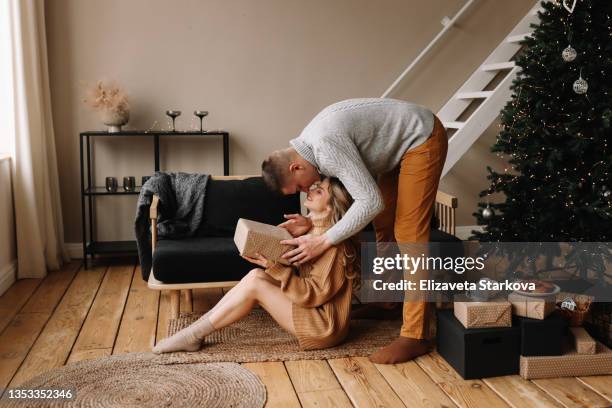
{"left": 134, "top": 172, "right": 210, "bottom": 280}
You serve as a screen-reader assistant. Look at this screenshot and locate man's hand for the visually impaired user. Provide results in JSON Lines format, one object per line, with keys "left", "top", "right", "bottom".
{"left": 242, "top": 253, "right": 271, "bottom": 268}
{"left": 281, "top": 234, "right": 332, "bottom": 265}
{"left": 278, "top": 214, "right": 312, "bottom": 237}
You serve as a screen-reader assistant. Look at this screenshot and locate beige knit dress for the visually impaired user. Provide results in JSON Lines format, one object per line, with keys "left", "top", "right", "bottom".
{"left": 264, "top": 219, "right": 353, "bottom": 350}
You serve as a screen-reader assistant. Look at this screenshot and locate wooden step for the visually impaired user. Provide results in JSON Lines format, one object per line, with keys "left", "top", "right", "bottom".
{"left": 506, "top": 33, "right": 531, "bottom": 43}
{"left": 442, "top": 68, "right": 517, "bottom": 177}
{"left": 443, "top": 121, "right": 465, "bottom": 130}
{"left": 482, "top": 61, "right": 515, "bottom": 71}
{"left": 456, "top": 91, "right": 493, "bottom": 100}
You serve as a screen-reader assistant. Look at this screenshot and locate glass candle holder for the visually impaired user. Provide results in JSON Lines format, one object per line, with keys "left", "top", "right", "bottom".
{"left": 105, "top": 177, "right": 118, "bottom": 192}
{"left": 123, "top": 176, "right": 136, "bottom": 192}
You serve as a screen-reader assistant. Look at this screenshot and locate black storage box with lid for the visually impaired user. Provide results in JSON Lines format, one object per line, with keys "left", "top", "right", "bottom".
{"left": 515, "top": 313, "right": 568, "bottom": 356}
{"left": 437, "top": 310, "right": 520, "bottom": 379}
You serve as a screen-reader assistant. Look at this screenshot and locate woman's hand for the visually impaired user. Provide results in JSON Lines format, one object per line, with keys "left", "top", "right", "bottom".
{"left": 242, "top": 253, "right": 271, "bottom": 268}
{"left": 281, "top": 234, "right": 332, "bottom": 265}
{"left": 278, "top": 214, "right": 312, "bottom": 237}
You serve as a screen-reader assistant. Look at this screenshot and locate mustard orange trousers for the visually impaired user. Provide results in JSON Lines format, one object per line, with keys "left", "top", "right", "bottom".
{"left": 373, "top": 115, "right": 448, "bottom": 339}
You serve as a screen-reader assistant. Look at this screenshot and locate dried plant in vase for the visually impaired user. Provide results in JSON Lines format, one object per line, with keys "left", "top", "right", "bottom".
{"left": 84, "top": 80, "right": 130, "bottom": 132}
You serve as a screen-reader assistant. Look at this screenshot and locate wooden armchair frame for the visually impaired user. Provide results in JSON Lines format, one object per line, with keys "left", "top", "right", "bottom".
{"left": 435, "top": 191, "right": 459, "bottom": 236}
{"left": 148, "top": 175, "right": 458, "bottom": 319}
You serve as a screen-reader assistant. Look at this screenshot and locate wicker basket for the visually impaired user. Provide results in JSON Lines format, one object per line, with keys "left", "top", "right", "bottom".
{"left": 556, "top": 292, "right": 593, "bottom": 327}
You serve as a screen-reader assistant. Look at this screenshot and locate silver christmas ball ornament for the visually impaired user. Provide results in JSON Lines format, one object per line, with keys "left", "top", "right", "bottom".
{"left": 562, "top": 45, "right": 577, "bottom": 62}
{"left": 604, "top": 187, "right": 611, "bottom": 199}
{"left": 573, "top": 76, "right": 588, "bottom": 94}
{"left": 482, "top": 205, "right": 494, "bottom": 220}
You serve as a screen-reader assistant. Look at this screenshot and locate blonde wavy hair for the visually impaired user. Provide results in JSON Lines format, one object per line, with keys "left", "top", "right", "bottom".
{"left": 323, "top": 177, "right": 360, "bottom": 287}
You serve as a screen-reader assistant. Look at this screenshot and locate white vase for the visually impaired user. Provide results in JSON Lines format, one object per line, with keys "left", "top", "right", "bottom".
{"left": 100, "top": 109, "right": 130, "bottom": 133}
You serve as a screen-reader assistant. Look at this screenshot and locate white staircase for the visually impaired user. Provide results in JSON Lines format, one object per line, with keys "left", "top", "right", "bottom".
{"left": 438, "top": 2, "right": 542, "bottom": 177}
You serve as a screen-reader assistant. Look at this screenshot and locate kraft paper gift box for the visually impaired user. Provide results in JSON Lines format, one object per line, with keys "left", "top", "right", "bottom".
{"left": 437, "top": 310, "right": 520, "bottom": 379}
{"left": 520, "top": 341, "right": 612, "bottom": 379}
{"left": 234, "top": 218, "right": 293, "bottom": 265}
{"left": 570, "top": 327, "right": 597, "bottom": 355}
{"left": 508, "top": 292, "right": 556, "bottom": 320}
{"left": 453, "top": 295, "right": 512, "bottom": 329}
{"left": 515, "top": 314, "right": 568, "bottom": 356}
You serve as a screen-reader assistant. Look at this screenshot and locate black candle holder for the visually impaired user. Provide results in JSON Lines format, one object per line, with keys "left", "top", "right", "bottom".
{"left": 105, "top": 177, "right": 118, "bottom": 192}
{"left": 123, "top": 176, "right": 136, "bottom": 192}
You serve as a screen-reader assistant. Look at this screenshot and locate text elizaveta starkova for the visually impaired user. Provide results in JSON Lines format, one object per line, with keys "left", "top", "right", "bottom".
{"left": 371, "top": 279, "right": 536, "bottom": 292}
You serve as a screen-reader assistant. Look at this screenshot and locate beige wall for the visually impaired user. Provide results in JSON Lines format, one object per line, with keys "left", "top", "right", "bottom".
{"left": 46, "top": 0, "right": 533, "bottom": 243}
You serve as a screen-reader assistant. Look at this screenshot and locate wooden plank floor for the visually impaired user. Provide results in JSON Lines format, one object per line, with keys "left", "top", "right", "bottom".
{"left": 1, "top": 261, "right": 611, "bottom": 407}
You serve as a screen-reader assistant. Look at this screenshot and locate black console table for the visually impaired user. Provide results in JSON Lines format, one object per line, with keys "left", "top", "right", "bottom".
{"left": 79, "top": 130, "right": 230, "bottom": 268}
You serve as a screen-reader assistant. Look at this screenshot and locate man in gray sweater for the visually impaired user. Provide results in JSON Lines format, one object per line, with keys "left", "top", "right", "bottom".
{"left": 262, "top": 98, "right": 448, "bottom": 364}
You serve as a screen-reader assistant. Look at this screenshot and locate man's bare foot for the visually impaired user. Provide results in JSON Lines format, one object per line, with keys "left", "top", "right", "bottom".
{"left": 350, "top": 303, "right": 402, "bottom": 320}
{"left": 368, "top": 337, "right": 431, "bottom": 364}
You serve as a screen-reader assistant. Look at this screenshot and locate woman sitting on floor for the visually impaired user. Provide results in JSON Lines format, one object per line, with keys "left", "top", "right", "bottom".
{"left": 153, "top": 177, "right": 359, "bottom": 353}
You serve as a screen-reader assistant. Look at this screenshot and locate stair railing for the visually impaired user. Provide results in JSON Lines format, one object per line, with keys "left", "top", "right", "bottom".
{"left": 381, "top": 0, "right": 477, "bottom": 98}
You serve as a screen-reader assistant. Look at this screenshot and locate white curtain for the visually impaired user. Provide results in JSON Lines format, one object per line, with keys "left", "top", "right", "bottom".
{"left": 4, "top": 0, "right": 69, "bottom": 278}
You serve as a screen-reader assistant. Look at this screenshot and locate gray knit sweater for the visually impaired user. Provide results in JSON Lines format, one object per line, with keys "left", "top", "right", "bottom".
{"left": 290, "top": 98, "right": 434, "bottom": 244}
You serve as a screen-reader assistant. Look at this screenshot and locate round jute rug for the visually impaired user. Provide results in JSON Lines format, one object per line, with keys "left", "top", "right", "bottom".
{"left": 1, "top": 352, "right": 266, "bottom": 408}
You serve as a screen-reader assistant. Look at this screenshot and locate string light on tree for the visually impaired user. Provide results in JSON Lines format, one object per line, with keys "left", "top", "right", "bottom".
{"left": 472, "top": 0, "right": 610, "bottom": 247}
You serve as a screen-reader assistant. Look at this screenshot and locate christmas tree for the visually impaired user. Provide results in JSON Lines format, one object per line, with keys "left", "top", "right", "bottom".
{"left": 473, "top": 0, "right": 612, "bottom": 245}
